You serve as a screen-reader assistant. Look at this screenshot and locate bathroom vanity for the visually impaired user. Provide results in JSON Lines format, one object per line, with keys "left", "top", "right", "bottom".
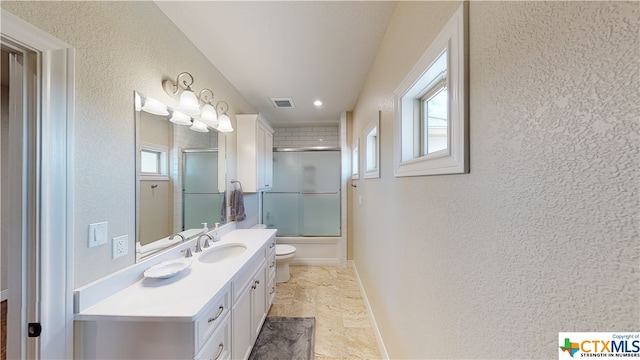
{"left": 74, "top": 229, "right": 277, "bottom": 360}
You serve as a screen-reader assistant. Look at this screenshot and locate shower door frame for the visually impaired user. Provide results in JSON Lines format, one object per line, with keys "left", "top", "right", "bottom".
{"left": 265, "top": 147, "right": 342, "bottom": 237}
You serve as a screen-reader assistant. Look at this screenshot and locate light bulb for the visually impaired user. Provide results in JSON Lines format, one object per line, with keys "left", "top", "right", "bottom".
{"left": 200, "top": 103, "right": 219, "bottom": 128}
{"left": 216, "top": 114, "right": 233, "bottom": 133}
{"left": 190, "top": 119, "right": 209, "bottom": 132}
{"left": 169, "top": 110, "right": 192, "bottom": 126}
{"left": 177, "top": 89, "right": 201, "bottom": 116}
{"left": 141, "top": 97, "right": 169, "bottom": 116}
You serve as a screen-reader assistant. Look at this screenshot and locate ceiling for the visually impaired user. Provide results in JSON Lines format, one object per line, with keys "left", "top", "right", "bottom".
{"left": 155, "top": 1, "right": 396, "bottom": 127}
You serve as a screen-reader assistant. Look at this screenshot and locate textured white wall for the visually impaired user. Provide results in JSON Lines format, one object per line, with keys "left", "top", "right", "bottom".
{"left": 0, "top": 2, "right": 255, "bottom": 287}
{"left": 351, "top": 2, "right": 639, "bottom": 358}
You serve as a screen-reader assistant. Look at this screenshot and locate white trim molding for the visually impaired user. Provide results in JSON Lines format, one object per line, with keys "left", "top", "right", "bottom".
{"left": 349, "top": 260, "right": 389, "bottom": 359}
{"left": 394, "top": 3, "right": 469, "bottom": 177}
{"left": 1, "top": 8, "right": 75, "bottom": 359}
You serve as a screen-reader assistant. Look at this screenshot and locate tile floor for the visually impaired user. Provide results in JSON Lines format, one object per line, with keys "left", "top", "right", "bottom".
{"left": 267, "top": 265, "right": 381, "bottom": 359}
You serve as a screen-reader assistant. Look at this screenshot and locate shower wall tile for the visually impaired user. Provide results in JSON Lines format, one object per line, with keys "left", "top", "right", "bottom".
{"left": 273, "top": 126, "right": 339, "bottom": 147}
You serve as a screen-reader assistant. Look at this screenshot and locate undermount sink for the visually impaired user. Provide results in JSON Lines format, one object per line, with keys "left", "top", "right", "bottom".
{"left": 198, "top": 243, "right": 247, "bottom": 263}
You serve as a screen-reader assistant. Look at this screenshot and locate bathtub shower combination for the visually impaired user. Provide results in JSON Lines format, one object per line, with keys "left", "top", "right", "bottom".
{"left": 263, "top": 149, "right": 341, "bottom": 237}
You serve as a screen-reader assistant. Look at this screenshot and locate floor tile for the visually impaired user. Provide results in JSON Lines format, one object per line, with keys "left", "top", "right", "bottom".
{"left": 270, "top": 265, "right": 381, "bottom": 359}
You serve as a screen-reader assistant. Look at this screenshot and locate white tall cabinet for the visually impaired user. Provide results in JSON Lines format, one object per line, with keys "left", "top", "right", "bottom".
{"left": 236, "top": 114, "right": 274, "bottom": 192}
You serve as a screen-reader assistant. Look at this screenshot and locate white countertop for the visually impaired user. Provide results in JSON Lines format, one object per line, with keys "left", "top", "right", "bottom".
{"left": 75, "top": 229, "right": 277, "bottom": 322}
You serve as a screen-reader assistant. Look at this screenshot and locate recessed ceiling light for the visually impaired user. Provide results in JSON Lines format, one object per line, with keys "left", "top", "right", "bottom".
{"left": 313, "top": 100, "right": 323, "bottom": 107}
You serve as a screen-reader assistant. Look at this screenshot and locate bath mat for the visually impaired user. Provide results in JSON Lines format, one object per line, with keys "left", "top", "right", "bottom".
{"left": 248, "top": 316, "right": 315, "bottom": 360}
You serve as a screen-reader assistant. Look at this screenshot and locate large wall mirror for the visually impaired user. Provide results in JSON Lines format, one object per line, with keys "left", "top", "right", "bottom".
{"left": 135, "top": 92, "right": 227, "bottom": 261}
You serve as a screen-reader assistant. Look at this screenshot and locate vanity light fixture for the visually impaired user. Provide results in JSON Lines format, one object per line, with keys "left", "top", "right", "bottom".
{"left": 169, "top": 110, "right": 192, "bottom": 126}
{"left": 162, "top": 71, "right": 235, "bottom": 132}
{"left": 215, "top": 102, "right": 234, "bottom": 133}
{"left": 141, "top": 97, "right": 169, "bottom": 116}
{"left": 190, "top": 119, "right": 209, "bottom": 133}
{"left": 198, "top": 89, "right": 220, "bottom": 129}
{"left": 163, "top": 72, "right": 201, "bottom": 116}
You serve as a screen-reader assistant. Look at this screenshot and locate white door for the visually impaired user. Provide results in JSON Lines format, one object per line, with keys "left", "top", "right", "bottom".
{"left": 1, "top": 9, "right": 74, "bottom": 359}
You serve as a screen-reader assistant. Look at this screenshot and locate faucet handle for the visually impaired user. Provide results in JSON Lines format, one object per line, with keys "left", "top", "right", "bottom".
{"left": 203, "top": 238, "right": 210, "bottom": 248}
{"left": 182, "top": 248, "right": 193, "bottom": 258}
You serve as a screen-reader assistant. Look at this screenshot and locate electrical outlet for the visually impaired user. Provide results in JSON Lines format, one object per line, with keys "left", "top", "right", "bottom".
{"left": 88, "top": 222, "right": 108, "bottom": 248}
{"left": 112, "top": 235, "right": 128, "bottom": 259}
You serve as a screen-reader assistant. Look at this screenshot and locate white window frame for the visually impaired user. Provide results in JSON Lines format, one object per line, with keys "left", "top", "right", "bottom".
{"left": 394, "top": 3, "right": 468, "bottom": 177}
{"left": 364, "top": 111, "right": 380, "bottom": 179}
{"left": 139, "top": 143, "right": 169, "bottom": 180}
{"left": 351, "top": 138, "right": 359, "bottom": 180}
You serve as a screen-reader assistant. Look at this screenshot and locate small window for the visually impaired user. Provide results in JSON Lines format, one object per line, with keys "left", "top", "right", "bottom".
{"left": 394, "top": 4, "right": 468, "bottom": 177}
{"left": 140, "top": 144, "right": 168, "bottom": 179}
{"left": 351, "top": 140, "right": 359, "bottom": 180}
{"left": 141, "top": 149, "right": 162, "bottom": 174}
{"left": 364, "top": 111, "right": 381, "bottom": 179}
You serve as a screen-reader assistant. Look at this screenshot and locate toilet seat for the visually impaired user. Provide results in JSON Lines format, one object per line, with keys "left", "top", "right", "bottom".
{"left": 276, "top": 244, "right": 296, "bottom": 256}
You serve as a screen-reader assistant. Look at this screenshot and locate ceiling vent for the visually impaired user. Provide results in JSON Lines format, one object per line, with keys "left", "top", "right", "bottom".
{"left": 270, "top": 97, "right": 295, "bottom": 109}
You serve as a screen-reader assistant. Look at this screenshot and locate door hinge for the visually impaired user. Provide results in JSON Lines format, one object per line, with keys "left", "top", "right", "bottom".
{"left": 28, "top": 323, "right": 42, "bottom": 338}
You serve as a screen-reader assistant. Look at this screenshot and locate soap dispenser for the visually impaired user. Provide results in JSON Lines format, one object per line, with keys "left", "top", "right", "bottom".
{"left": 212, "top": 222, "right": 221, "bottom": 242}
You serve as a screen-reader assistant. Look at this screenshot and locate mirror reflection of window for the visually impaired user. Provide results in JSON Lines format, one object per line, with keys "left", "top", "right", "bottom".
{"left": 140, "top": 148, "right": 164, "bottom": 175}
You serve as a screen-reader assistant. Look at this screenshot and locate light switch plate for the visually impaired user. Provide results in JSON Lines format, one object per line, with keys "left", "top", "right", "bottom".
{"left": 112, "top": 235, "right": 128, "bottom": 259}
{"left": 88, "top": 222, "right": 108, "bottom": 248}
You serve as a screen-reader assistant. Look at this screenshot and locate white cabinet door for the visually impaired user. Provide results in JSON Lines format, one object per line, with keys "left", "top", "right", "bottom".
{"left": 251, "top": 267, "right": 267, "bottom": 340}
{"left": 232, "top": 285, "right": 252, "bottom": 360}
{"left": 232, "top": 260, "right": 268, "bottom": 360}
{"left": 236, "top": 114, "right": 274, "bottom": 192}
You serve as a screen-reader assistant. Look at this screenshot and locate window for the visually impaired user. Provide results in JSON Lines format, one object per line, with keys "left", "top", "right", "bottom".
{"left": 351, "top": 140, "right": 359, "bottom": 180}
{"left": 140, "top": 144, "right": 168, "bottom": 179}
{"left": 394, "top": 4, "right": 468, "bottom": 177}
{"left": 140, "top": 149, "right": 162, "bottom": 174}
{"left": 364, "top": 111, "right": 380, "bottom": 179}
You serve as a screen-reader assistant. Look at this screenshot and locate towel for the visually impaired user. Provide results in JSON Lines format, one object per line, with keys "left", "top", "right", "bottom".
{"left": 230, "top": 188, "right": 246, "bottom": 222}
{"left": 221, "top": 191, "right": 227, "bottom": 222}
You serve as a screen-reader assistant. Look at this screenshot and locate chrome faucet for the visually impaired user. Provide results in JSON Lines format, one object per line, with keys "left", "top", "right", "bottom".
{"left": 169, "top": 233, "right": 191, "bottom": 258}
{"left": 196, "top": 233, "right": 213, "bottom": 253}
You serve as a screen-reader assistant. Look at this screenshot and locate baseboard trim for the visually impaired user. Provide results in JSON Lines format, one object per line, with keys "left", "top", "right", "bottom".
{"left": 291, "top": 258, "right": 341, "bottom": 266}
{"left": 349, "top": 260, "right": 389, "bottom": 360}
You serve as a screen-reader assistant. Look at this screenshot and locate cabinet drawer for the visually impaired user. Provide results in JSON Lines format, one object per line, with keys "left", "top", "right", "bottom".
{"left": 266, "top": 237, "right": 276, "bottom": 255}
{"left": 266, "top": 255, "right": 276, "bottom": 279}
{"left": 195, "top": 312, "right": 231, "bottom": 360}
{"left": 196, "top": 287, "right": 230, "bottom": 350}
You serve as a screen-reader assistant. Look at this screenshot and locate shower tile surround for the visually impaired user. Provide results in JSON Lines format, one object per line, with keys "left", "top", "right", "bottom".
{"left": 269, "top": 265, "right": 380, "bottom": 359}
{"left": 273, "top": 126, "right": 339, "bottom": 147}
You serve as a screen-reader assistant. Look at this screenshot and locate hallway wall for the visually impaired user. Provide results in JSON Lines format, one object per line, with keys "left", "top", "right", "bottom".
{"left": 0, "top": 1, "right": 255, "bottom": 287}
{"left": 350, "top": 2, "right": 639, "bottom": 358}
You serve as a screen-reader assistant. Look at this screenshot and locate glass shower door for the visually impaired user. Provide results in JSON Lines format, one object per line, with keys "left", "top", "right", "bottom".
{"left": 263, "top": 150, "right": 341, "bottom": 236}
{"left": 183, "top": 150, "right": 222, "bottom": 229}
{"left": 300, "top": 152, "right": 340, "bottom": 236}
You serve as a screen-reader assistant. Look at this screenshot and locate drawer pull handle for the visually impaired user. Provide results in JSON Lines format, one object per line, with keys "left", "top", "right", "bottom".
{"left": 213, "top": 342, "right": 224, "bottom": 360}
{"left": 269, "top": 242, "right": 275, "bottom": 249}
{"left": 251, "top": 279, "right": 260, "bottom": 290}
{"left": 207, "top": 306, "right": 224, "bottom": 323}
{"left": 269, "top": 261, "right": 275, "bottom": 268}
{"left": 270, "top": 287, "right": 275, "bottom": 295}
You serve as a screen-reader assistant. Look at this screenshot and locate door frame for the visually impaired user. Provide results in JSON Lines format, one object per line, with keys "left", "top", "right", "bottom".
{"left": 1, "top": 9, "right": 74, "bottom": 359}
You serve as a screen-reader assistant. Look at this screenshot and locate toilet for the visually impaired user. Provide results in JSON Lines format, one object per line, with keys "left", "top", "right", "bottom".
{"left": 275, "top": 244, "right": 296, "bottom": 283}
